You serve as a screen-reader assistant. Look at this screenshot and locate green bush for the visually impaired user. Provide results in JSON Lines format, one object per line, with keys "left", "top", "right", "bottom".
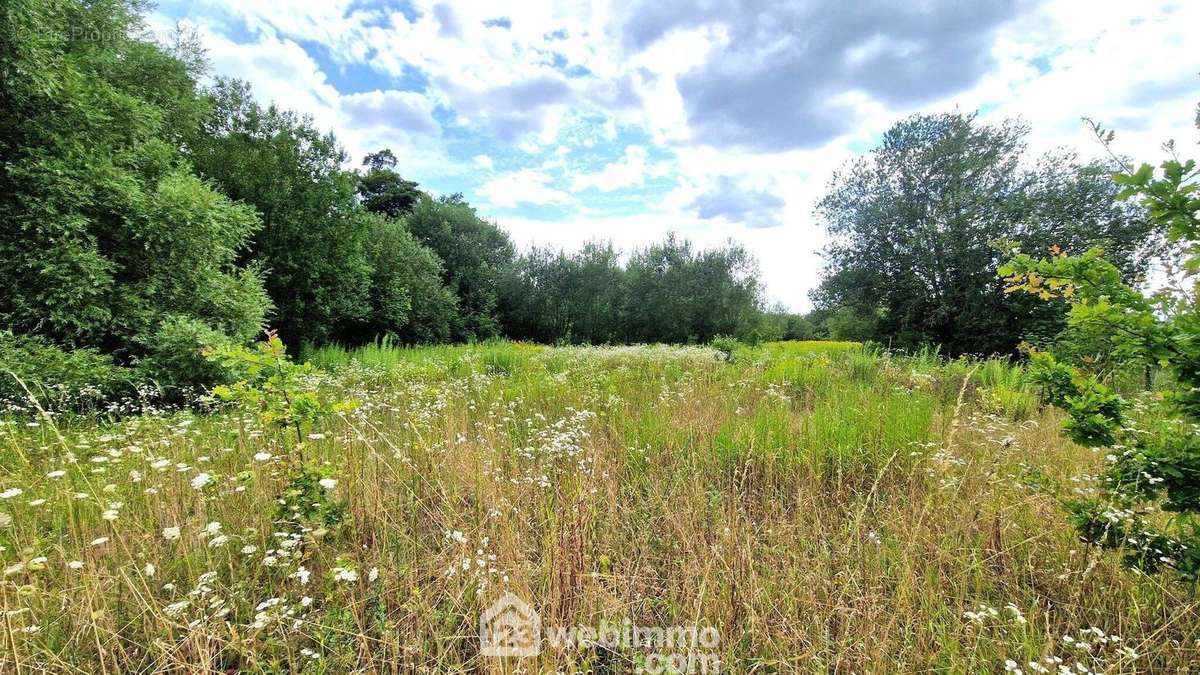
{"left": 135, "top": 316, "right": 237, "bottom": 402}
{"left": 0, "top": 332, "right": 133, "bottom": 412}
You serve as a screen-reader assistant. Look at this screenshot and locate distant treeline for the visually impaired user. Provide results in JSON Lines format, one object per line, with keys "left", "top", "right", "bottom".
{"left": 0, "top": 0, "right": 780, "bottom": 404}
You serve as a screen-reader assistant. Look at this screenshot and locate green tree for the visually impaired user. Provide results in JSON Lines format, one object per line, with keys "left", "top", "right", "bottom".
{"left": 0, "top": 0, "right": 269, "bottom": 396}
{"left": 403, "top": 197, "right": 515, "bottom": 341}
{"left": 358, "top": 149, "right": 422, "bottom": 218}
{"left": 815, "top": 112, "right": 1153, "bottom": 356}
{"left": 1001, "top": 106, "right": 1200, "bottom": 578}
{"left": 189, "top": 79, "right": 372, "bottom": 348}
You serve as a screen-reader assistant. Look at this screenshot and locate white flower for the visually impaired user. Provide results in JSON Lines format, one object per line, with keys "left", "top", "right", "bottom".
{"left": 307, "top": 433, "right": 326, "bottom": 441}
{"left": 0, "top": 488, "right": 23, "bottom": 499}
{"left": 294, "top": 566, "right": 311, "bottom": 584}
{"left": 190, "top": 473, "right": 212, "bottom": 490}
{"left": 253, "top": 452, "right": 272, "bottom": 462}
{"left": 332, "top": 567, "right": 358, "bottom": 582}
{"left": 241, "top": 545, "right": 258, "bottom": 554}
{"left": 90, "top": 537, "right": 109, "bottom": 547}
{"left": 162, "top": 526, "right": 181, "bottom": 541}
{"left": 0, "top": 512, "right": 11, "bottom": 528}
{"left": 143, "top": 563, "right": 156, "bottom": 577}
{"left": 368, "top": 567, "right": 379, "bottom": 582}
{"left": 208, "top": 535, "right": 229, "bottom": 548}
{"left": 318, "top": 478, "right": 337, "bottom": 490}
{"left": 203, "top": 521, "right": 222, "bottom": 536}
{"left": 67, "top": 560, "right": 84, "bottom": 570}
{"left": 163, "top": 600, "right": 190, "bottom": 617}
{"left": 102, "top": 509, "right": 119, "bottom": 521}
{"left": 28, "top": 499, "right": 45, "bottom": 507}
{"left": 45, "top": 470, "right": 66, "bottom": 479}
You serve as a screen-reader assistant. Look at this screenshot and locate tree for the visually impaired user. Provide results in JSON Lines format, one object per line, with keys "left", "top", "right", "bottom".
{"left": 814, "top": 112, "right": 1153, "bottom": 356}
{"left": 189, "top": 79, "right": 373, "bottom": 347}
{"left": 1001, "top": 106, "right": 1200, "bottom": 578}
{"left": 357, "top": 149, "right": 422, "bottom": 218}
{"left": 0, "top": 0, "right": 269, "bottom": 395}
{"left": 624, "top": 235, "right": 763, "bottom": 343}
{"left": 403, "top": 197, "right": 515, "bottom": 341}
{"left": 351, "top": 215, "right": 459, "bottom": 345}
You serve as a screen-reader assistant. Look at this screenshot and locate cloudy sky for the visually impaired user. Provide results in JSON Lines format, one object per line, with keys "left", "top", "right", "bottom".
{"left": 151, "top": 0, "right": 1198, "bottom": 310}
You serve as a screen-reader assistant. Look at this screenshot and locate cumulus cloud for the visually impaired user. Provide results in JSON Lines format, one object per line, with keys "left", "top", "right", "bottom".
{"left": 341, "top": 90, "right": 439, "bottom": 135}
{"left": 571, "top": 145, "right": 647, "bottom": 192}
{"left": 479, "top": 169, "right": 573, "bottom": 208}
{"left": 620, "top": 0, "right": 1029, "bottom": 151}
{"left": 689, "top": 176, "right": 785, "bottom": 229}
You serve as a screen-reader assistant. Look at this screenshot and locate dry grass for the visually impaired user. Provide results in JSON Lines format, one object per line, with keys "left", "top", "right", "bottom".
{"left": 1, "top": 341, "right": 1197, "bottom": 673}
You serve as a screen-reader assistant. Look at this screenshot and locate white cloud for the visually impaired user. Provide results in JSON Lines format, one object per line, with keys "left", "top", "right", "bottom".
{"left": 479, "top": 169, "right": 573, "bottom": 208}
{"left": 153, "top": 0, "right": 1200, "bottom": 311}
{"left": 570, "top": 145, "right": 647, "bottom": 192}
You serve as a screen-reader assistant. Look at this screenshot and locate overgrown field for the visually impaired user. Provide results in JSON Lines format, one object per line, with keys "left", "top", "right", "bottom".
{"left": 1, "top": 342, "right": 1197, "bottom": 673}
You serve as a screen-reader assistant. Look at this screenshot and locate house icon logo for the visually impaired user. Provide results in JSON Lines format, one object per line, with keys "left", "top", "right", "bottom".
{"left": 479, "top": 592, "right": 541, "bottom": 657}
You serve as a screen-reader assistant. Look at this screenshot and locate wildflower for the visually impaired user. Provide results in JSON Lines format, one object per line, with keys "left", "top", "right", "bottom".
{"left": 203, "top": 521, "right": 222, "bottom": 536}
{"left": 163, "top": 600, "right": 189, "bottom": 617}
{"left": 28, "top": 499, "right": 45, "bottom": 507}
{"left": 27, "top": 557, "right": 48, "bottom": 570}
{"left": 90, "top": 536, "right": 109, "bottom": 546}
{"left": 307, "top": 433, "right": 326, "bottom": 440}
{"left": 318, "top": 478, "right": 337, "bottom": 490}
{"left": 102, "top": 509, "right": 119, "bottom": 521}
{"left": 294, "top": 566, "right": 310, "bottom": 585}
{"left": 67, "top": 560, "right": 84, "bottom": 570}
{"left": 241, "top": 545, "right": 258, "bottom": 554}
{"left": 190, "top": 472, "right": 212, "bottom": 489}
{"left": 332, "top": 566, "right": 358, "bottom": 582}
{"left": 0, "top": 488, "right": 23, "bottom": 499}
{"left": 1004, "top": 660, "right": 1022, "bottom": 674}
{"left": 4, "top": 562, "right": 25, "bottom": 576}
{"left": 143, "top": 563, "right": 156, "bottom": 577}
{"left": 208, "top": 535, "right": 229, "bottom": 548}
{"left": 253, "top": 452, "right": 272, "bottom": 461}
{"left": 162, "top": 526, "right": 181, "bottom": 541}
{"left": 46, "top": 470, "right": 66, "bottom": 479}
{"left": 368, "top": 566, "right": 379, "bottom": 582}
{"left": 0, "top": 512, "right": 11, "bottom": 528}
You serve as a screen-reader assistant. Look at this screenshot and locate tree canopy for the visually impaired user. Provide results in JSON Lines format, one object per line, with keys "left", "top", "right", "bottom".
{"left": 813, "top": 112, "right": 1154, "bottom": 355}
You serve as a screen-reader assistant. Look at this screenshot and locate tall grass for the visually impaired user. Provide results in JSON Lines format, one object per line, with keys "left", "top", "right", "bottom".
{"left": 0, "top": 341, "right": 1195, "bottom": 672}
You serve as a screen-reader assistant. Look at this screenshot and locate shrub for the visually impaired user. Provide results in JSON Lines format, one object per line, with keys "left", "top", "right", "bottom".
{"left": 135, "top": 316, "right": 237, "bottom": 402}
{"left": 0, "top": 332, "right": 133, "bottom": 412}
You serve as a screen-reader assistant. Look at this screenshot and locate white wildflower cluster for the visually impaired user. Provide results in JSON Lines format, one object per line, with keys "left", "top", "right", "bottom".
{"left": 443, "top": 529, "right": 503, "bottom": 590}
{"left": 1003, "top": 626, "right": 1138, "bottom": 675}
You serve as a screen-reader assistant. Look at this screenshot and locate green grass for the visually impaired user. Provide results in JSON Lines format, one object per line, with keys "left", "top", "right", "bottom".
{"left": 0, "top": 341, "right": 1195, "bottom": 673}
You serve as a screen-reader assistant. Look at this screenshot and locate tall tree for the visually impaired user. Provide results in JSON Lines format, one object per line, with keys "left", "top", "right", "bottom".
{"left": 189, "top": 79, "right": 373, "bottom": 347}
{"left": 814, "top": 112, "right": 1153, "bottom": 355}
{"left": 358, "top": 149, "right": 422, "bottom": 218}
{"left": 404, "top": 197, "right": 515, "bottom": 340}
{"left": 0, "top": 0, "right": 269, "bottom": 384}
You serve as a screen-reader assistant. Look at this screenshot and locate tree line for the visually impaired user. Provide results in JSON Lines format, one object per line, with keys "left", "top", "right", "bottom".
{"left": 0, "top": 0, "right": 773, "bottom": 405}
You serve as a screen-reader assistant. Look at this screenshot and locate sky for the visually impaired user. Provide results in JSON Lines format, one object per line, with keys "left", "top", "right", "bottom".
{"left": 149, "top": 0, "right": 1199, "bottom": 311}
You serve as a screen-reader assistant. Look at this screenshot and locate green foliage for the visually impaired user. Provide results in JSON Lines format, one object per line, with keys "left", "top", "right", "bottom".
{"left": 136, "top": 315, "right": 237, "bottom": 401}
{"left": 0, "top": 0, "right": 269, "bottom": 372}
{"left": 352, "top": 216, "right": 459, "bottom": 345}
{"left": 0, "top": 332, "right": 132, "bottom": 411}
{"left": 189, "top": 79, "right": 372, "bottom": 347}
{"left": 816, "top": 112, "right": 1154, "bottom": 356}
{"left": 1002, "top": 105, "right": 1200, "bottom": 579}
{"left": 358, "top": 149, "right": 422, "bottom": 218}
{"left": 710, "top": 335, "right": 741, "bottom": 361}
{"left": 208, "top": 332, "right": 357, "bottom": 447}
{"left": 274, "top": 466, "right": 347, "bottom": 532}
{"left": 404, "top": 196, "right": 516, "bottom": 341}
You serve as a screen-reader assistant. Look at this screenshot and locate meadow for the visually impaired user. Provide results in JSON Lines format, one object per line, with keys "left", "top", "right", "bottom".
{"left": 1, "top": 341, "right": 1197, "bottom": 673}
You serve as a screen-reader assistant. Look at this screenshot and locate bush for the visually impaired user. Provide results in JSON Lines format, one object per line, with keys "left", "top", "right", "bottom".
{"left": 135, "top": 316, "right": 237, "bottom": 402}
{"left": 0, "top": 332, "right": 133, "bottom": 412}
